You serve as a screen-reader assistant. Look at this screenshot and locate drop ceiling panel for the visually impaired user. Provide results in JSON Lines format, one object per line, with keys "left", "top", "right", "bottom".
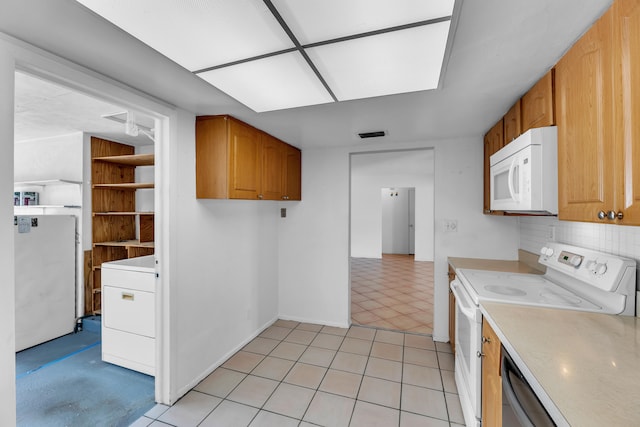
{"left": 272, "top": 0, "right": 455, "bottom": 44}
{"left": 77, "top": 0, "right": 294, "bottom": 71}
{"left": 198, "top": 52, "right": 334, "bottom": 112}
{"left": 307, "top": 22, "right": 451, "bottom": 101}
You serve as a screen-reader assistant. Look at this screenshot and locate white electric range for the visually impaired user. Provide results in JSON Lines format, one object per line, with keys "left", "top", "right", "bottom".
{"left": 450, "top": 242, "right": 637, "bottom": 427}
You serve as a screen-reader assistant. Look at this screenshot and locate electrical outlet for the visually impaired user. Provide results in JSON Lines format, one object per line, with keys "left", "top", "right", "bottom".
{"left": 443, "top": 219, "right": 458, "bottom": 232}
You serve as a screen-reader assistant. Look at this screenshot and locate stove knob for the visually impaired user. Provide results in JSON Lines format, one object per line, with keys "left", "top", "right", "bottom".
{"left": 540, "top": 246, "right": 548, "bottom": 255}
{"left": 594, "top": 263, "right": 607, "bottom": 275}
{"left": 545, "top": 247, "right": 554, "bottom": 257}
{"left": 570, "top": 256, "right": 582, "bottom": 267}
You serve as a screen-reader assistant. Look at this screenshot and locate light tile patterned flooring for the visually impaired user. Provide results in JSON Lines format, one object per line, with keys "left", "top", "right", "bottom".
{"left": 133, "top": 320, "right": 463, "bottom": 427}
{"left": 351, "top": 255, "right": 434, "bottom": 335}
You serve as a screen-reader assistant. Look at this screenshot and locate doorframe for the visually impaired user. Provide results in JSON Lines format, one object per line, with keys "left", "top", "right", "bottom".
{"left": 2, "top": 32, "right": 174, "bottom": 405}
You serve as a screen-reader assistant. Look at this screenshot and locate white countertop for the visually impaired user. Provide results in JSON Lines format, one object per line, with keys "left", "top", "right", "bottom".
{"left": 481, "top": 302, "right": 640, "bottom": 427}
{"left": 101, "top": 255, "right": 155, "bottom": 273}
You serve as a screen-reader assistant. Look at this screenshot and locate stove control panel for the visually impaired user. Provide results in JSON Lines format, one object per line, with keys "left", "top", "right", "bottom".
{"left": 539, "top": 242, "right": 636, "bottom": 292}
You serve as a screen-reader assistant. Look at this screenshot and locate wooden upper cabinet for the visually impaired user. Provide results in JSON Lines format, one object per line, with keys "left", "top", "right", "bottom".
{"left": 503, "top": 100, "right": 522, "bottom": 144}
{"left": 284, "top": 145, "right": 302, "bottom": 201}
{"left": 196, "top": 115, "right": 302, "bottom": 201}
{"left": 484, "top": 119, "right": 505, "bottom": 214}
{"left": 613, "top": 0, "right": 640, "bottom": 224}
{"left": 522, "top": 69, "right": 555, "bottom": 133}
{"left": 556, "top": 7, "right": 616, "bottom": 223}
{"left": 261, "top": 133, "right": 285, "bottom": 200}
{"left": 481, "top": 318, "right": 502, "bottom": 427}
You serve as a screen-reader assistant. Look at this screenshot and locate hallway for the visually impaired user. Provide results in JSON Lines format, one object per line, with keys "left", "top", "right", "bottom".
{"left": 350, "top": 255, "right": 434, "bottom": 335}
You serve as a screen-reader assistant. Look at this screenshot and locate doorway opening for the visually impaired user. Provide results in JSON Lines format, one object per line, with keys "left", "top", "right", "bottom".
{"left": 349, "top": 149, "right": 435, "bottom": 334}
{"left": 13, "top": 68, "right": 162, "bottom": 426}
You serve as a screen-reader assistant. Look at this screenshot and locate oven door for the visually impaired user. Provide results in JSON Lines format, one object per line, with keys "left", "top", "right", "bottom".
{"left": 451, "top": 279, "right": 482, "bottom": 427}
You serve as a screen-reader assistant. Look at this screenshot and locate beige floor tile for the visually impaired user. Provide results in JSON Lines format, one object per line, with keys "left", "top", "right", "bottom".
{"left": 374, "top": 329, "right": 405, "bottom": 346}
{"left": 364, "top": 357, "right": 402, "bottom": 382}
{"left": 350, "top": 401, "right": 400, "bottom": 427}
{"left": 400, "top": 411, "right": 450, "bottom": 427}
{"left": 404, "top": 347, "right": 439, "bottom": 369}
{"left": 194, "top": 367, "right": 247, "bottom": 398}
{"left": 318, "top": 369, "right": 362, "bottom": 398}
{"left": 199, "top": 400, "right": 259, "bottom": 427}
{"left": 321, "top": 325, "right": 349, "bottom": 336}
{"left": 270, "top": 341, "right": 307, "bottom": 361}
{"left": 251, "top": 356, "right": 295, "bottom": 381}
{"left": 296, "top": 322, "right": 324, "bottom": 332}
{"left": 402, "top": 363, "right": 443, "bottom": 390}
{"left": 226, "top": 375, "right": 279, "bottom": 408}
{"left": 144, "top": 404, "right": 169, "bottom": 419}
{"left": 283, "top": 363, "right": 327, "bottom": 389}
{"left": 284, "top": 329, "right": 318, "bottom": 345}
{"left": 437, "top": 352, "right": 455, "bottom": 371}
{"left": 387, "top": 315, "right": 422, "bottom": 330}
{"left": 222, "top": 351, "right": 265, "bottom": 373}
{"left": 401, "top": 385, "right": 448, "bottom": 420}
{"left": 249, "top": 410, "right": 299, "bottom": 427}
{"left": 158, "top": 391, "right": 222, "bottom": 427}
{"left": 351, "top": 293, "right": 369, "bottom": 303}
{"left": 350, "top": 303, "right": 366, "bottom": 314}
{"left": 259, "top": 326, "right": 292, "bottom": 340}
{"left": 346, "top": 325, "right": 376, "bottom": 341}
{"left": 273, "top": 319, "right": 300, "bottom": 329}
{"left": 303, "top": 391, "right": 355, "bottom": 427}
{"left": 441, "top": 370, "right": 458, "bottom": 394}
{"left": 370, "top": 306, "right": 403, "bottom": 320}
{"left": 357, "top": 376, "right": 401, "bottom": 409}
{"left": 298, "top": 346, "right": 336, "bottom": 367}
{"left": 352, "top": 311, "right": 383, "bottom": 324}
{"left": 358, "top": 300, "right": 384, "bottom": 310}
{"left": 370, "top": 341, "right": 403, "bottom": 362}
{"left": 310, "top": 333, "right": 344, "bottom": 350}
{"left": 330, "top": 351, "right": 369, "bottom": 374}
{"left": 446, "top": 392, "right": 465, "bottom": 424}
{"left": 243, "top": 337, "right": 280, "bottom": 355}
{"left": 263, "top": 383, "right": 315, "bottom": 419}
{"left": 435, "top": 341, "right": 453, "bottom": 354}
{"left": 128, "top": 416, "right": 153, "bottom": 427}
{"left": 404, "top": 334, "right": 436, "bottom": 351}
{"left": 339, "top": 337, "right": 373, "bottom": 356}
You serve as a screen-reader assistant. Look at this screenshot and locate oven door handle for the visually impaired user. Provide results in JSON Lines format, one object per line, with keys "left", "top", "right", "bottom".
{"left": 451, "top": 279, "right": 476, "bottom": 320}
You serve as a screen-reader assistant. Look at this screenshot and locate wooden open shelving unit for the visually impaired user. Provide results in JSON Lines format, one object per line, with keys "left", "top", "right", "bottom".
{"left": 89, "top": 137, "right": 154, "bottom": 315}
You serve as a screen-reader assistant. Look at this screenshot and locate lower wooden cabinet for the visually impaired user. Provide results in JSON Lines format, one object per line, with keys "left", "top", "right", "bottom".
{"left": 482, "top": 318, "right": 502, "bottom": 427}
{"left": 196, "top": 115, "right": 301, "bottom": 201}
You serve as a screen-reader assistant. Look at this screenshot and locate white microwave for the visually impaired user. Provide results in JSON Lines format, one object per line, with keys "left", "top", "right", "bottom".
{"left": 489, "top": 126, "right": 558, "bottom": 214}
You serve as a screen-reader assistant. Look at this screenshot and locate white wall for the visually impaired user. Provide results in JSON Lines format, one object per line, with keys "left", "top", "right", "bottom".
{"left": 351, "top": 149, "right": 434, "bottom": 260}
{"left": 279, "top": 138, "right": 521, "bottom": 339}
{"left": 168, "top": 109, "right": 280, "bottom": 398}
{"left": 0, "top": 44, "right": 16, "bottom": 427}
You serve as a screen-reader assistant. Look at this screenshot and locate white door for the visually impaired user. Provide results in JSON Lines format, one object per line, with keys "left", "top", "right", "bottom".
{"left": 409, "top": 188, "right": 415, "bottom": 254}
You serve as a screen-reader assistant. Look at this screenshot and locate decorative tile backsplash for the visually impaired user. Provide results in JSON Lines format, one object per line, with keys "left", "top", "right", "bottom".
{"left": 519, "top": 217, "right": 640, "bottom": 262}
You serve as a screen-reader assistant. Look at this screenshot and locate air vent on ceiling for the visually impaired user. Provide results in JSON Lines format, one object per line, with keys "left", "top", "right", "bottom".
{"left": 358, "top": 131, "right": 386, "bottom": 139}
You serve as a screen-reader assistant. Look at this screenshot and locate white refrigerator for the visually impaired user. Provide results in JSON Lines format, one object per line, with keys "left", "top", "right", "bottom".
{"left": 14, "top": 215, "right": 76, "bottom": 352}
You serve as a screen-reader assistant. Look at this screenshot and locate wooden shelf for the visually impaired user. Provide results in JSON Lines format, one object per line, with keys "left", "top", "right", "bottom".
{"left": 93, "top": 182, "right": 154, "bottom": 190}
{"left": 93, "top": 211, "right": 154, "bottom": 216}
{"left": 93, "top": 153, "right": 154, "bottom": 166}
{"left": 94, "top": 240, "right": 155, "bottom": 249}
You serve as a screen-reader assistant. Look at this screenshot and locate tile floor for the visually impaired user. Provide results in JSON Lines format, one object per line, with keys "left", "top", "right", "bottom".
{"left": 351, "top": 255, "right": 434, "bottom": 334}
{"left": 132, "top": 320, "right": 463, "bottom": 427}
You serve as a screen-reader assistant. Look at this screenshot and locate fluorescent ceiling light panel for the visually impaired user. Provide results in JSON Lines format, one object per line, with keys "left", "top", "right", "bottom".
{"left": 306, "top": 22, "right": 451, "bottom": 101}
{"left": 76, "top": 0, "right": 293, "bottom": 71}
{"left": 272, "top": 0, "right": 454, "bottom": 44}
{"left": 198, "top": 52, "right": 334, "bottom": 112}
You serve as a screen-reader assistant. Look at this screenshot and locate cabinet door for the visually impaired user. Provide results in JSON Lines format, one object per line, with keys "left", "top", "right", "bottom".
{"left": 261, "top": 134, "right": 285, "bottom": 200}
{"left": 481, "top": 318, "right": 502, "bottom": 427}
{"left": 228, "top": 119, "right": 263, "bottom": 199}
{"left": 556, "top": 8, "right": 615, "bottom": 223}
{"left": 484, "top": 119, "right": 504, "bottom": 214}
{"left": 614, "top": 0, "right": 640, "bottom": 224}
{"left": 284, "top": 145, "right": 302, "bottom": 201}
{"left": 503, "top": 100, "right": 522, "bottom": 144}
{"left": 522, "top": 70, "right": 555, "bottom": 133}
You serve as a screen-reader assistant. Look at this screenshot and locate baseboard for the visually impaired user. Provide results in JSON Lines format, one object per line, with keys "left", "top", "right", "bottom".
{"left": 277, "top": 314, "right": 350, "bottom": 329}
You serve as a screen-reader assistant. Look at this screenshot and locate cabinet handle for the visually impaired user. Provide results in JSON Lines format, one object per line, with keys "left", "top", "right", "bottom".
{"left": 257, "top": 194, "right": 263, "bottom": 199}
{"left": 482, "top": 336, "right": 491, "bottom": 344}
{"left": 597, "top": 211, "right": 606, "bottom": 220}
{"left": 607, "top": 210, "right": 623, "bottom": 220}
{"left": 477, "top": 351, "right": 485, "bottom": 358}
{"left": 122, "top": 292, "right": 134, "bottom": 301}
